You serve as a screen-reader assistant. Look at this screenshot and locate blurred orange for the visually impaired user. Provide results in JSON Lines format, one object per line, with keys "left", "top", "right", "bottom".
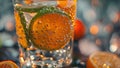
{"left": 74, "top": 19, "right": 86, "bottom": 40}
{"left": 87, "top": 51, "right": 120, "bottom": 68}
{"left": 0, "top": 60, "right": 19, "bottom": 68}
{"left": 90, "top": 25, "right": 99, "bottom": 35}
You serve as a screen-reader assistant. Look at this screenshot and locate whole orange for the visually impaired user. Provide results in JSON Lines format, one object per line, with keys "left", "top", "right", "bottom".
{"left": 86, "top": 51, "right": 120, "bottom": 68}
{"left": 74, "top": 19, "right": 86, "bottom": 40}
{"left": 0, "top": 60, "right": 19, "bottom": 68}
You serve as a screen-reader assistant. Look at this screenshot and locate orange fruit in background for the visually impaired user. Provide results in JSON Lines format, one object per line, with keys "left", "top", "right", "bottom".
{"left": 87, "top": 51, "right": 120, "bottom": 68}
{"left": 14, "top": 12, "right": 28, "bottom": 48}
{"left": 0, "top": 60, "right": 19, "bottom": 68}
{"left": 29, "top": 7, "right": 72, "bottom": 51}
{"left": 74, "top": 19, "right": 86, "bottom": 40}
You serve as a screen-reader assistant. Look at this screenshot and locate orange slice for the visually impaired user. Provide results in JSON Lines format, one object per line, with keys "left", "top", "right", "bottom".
{"left": 14, "top": 11, "right": 28, "bottom": 48}
{"left": 57, "top": 0, "right": 68, "bottom": 8}
{"left": 87, "top": 51, "right": 120, "bottom": 68}
{"left": 29, "top": 7, "right": 72, "bottom": 51}
{"left": 24, "top": 0, "right": 33, "bottom": 4}
{"left": 57, "top": 0, "right": 77, "bottom": 8}
{"left": 0, "top": 60, "right": 19, "bottom": 68}
{"left": 57, "top": 0, "right": 77, "bottom": 26}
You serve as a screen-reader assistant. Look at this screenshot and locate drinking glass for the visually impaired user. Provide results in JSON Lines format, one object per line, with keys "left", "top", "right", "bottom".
{"left": 12, "top": 0, "right": 77, "bottom": 68}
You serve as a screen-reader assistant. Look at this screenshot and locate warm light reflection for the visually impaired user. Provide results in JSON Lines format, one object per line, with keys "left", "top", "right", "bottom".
{"left": 15, "top": 4, "right": 22, "bottom": 7}
{"left": 90, "top": 25, "right": 99, "bottom": 35}
{"left": 110, "top": 44, "right": 118, "bottom": 52}
{"left": 110, "top": 33, "right": 120, "bottom": 53}
{"left": 20, "top": 57, "right": 25, "bottom": 64}
{"left": 103, "top": 63, "right": 110, "bottom": 68}
{"left": 26, "top": 61, "right": 31, "bottom": 67}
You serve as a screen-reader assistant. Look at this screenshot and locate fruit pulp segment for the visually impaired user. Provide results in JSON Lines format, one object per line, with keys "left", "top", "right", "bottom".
{"left": 14, "top": 11, "right": 28, "bottom": 48}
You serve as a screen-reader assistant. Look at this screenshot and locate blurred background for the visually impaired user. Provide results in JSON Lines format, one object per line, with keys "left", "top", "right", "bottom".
{"left": 0, "top": 0, "right": 120, "bottom": 67}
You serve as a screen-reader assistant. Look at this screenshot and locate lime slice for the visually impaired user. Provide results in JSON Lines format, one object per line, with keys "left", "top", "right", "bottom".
{"left": 15, "top": 6, "right": 42, "bottom": 13}
{"left": 15, "top": 11, "right": 29, "bottom": 48}
{"left": 29, "top": 6, "right": 73, "bottom": 51}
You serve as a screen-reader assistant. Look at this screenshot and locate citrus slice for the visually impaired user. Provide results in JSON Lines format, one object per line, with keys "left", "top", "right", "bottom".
{"left": 15, "top": 11, "right": 28, "bottom": 48}
{"left": 57, "top": 0, "right": 77, "bottom": 25}
{"left": 57, "top": 0, "right": 77, "bottom": 8}
{"left": 29, "top": 7, "right": 72, "bottom": 51}
{"left": 57, "top": 0, "right": 68, "bottom": 8}
{"left": 87, "top": 51, "right": 120, "bottom": 68}
{"left": 24, "top": 0, "right": 33, "bottom": 4}
{"left": 0, "top": 60, "right": 19, "bottom": 68}
{"left": 15, "top": 6, "right": 42, "bottom": 13}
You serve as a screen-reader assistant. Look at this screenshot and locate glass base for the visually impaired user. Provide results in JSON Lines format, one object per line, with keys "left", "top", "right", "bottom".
{"left": 21, "top": 58, "right": 72, "bottom": 68}
{"left": 19, "top": 45, "right": 72, "bottom": 68}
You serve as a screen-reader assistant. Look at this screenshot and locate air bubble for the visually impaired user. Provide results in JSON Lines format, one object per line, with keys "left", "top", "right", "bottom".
{"left": 38, "top": 21, "right": 42, "bottom": 24}
{"left": 18, "top": 26, "right": 22, "bottom": 28}
{"left": 35, "top": 31, "right": 38, "bottom": 33}
{"left": 33, "top": 38, "right": 37, "bottom": 40}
